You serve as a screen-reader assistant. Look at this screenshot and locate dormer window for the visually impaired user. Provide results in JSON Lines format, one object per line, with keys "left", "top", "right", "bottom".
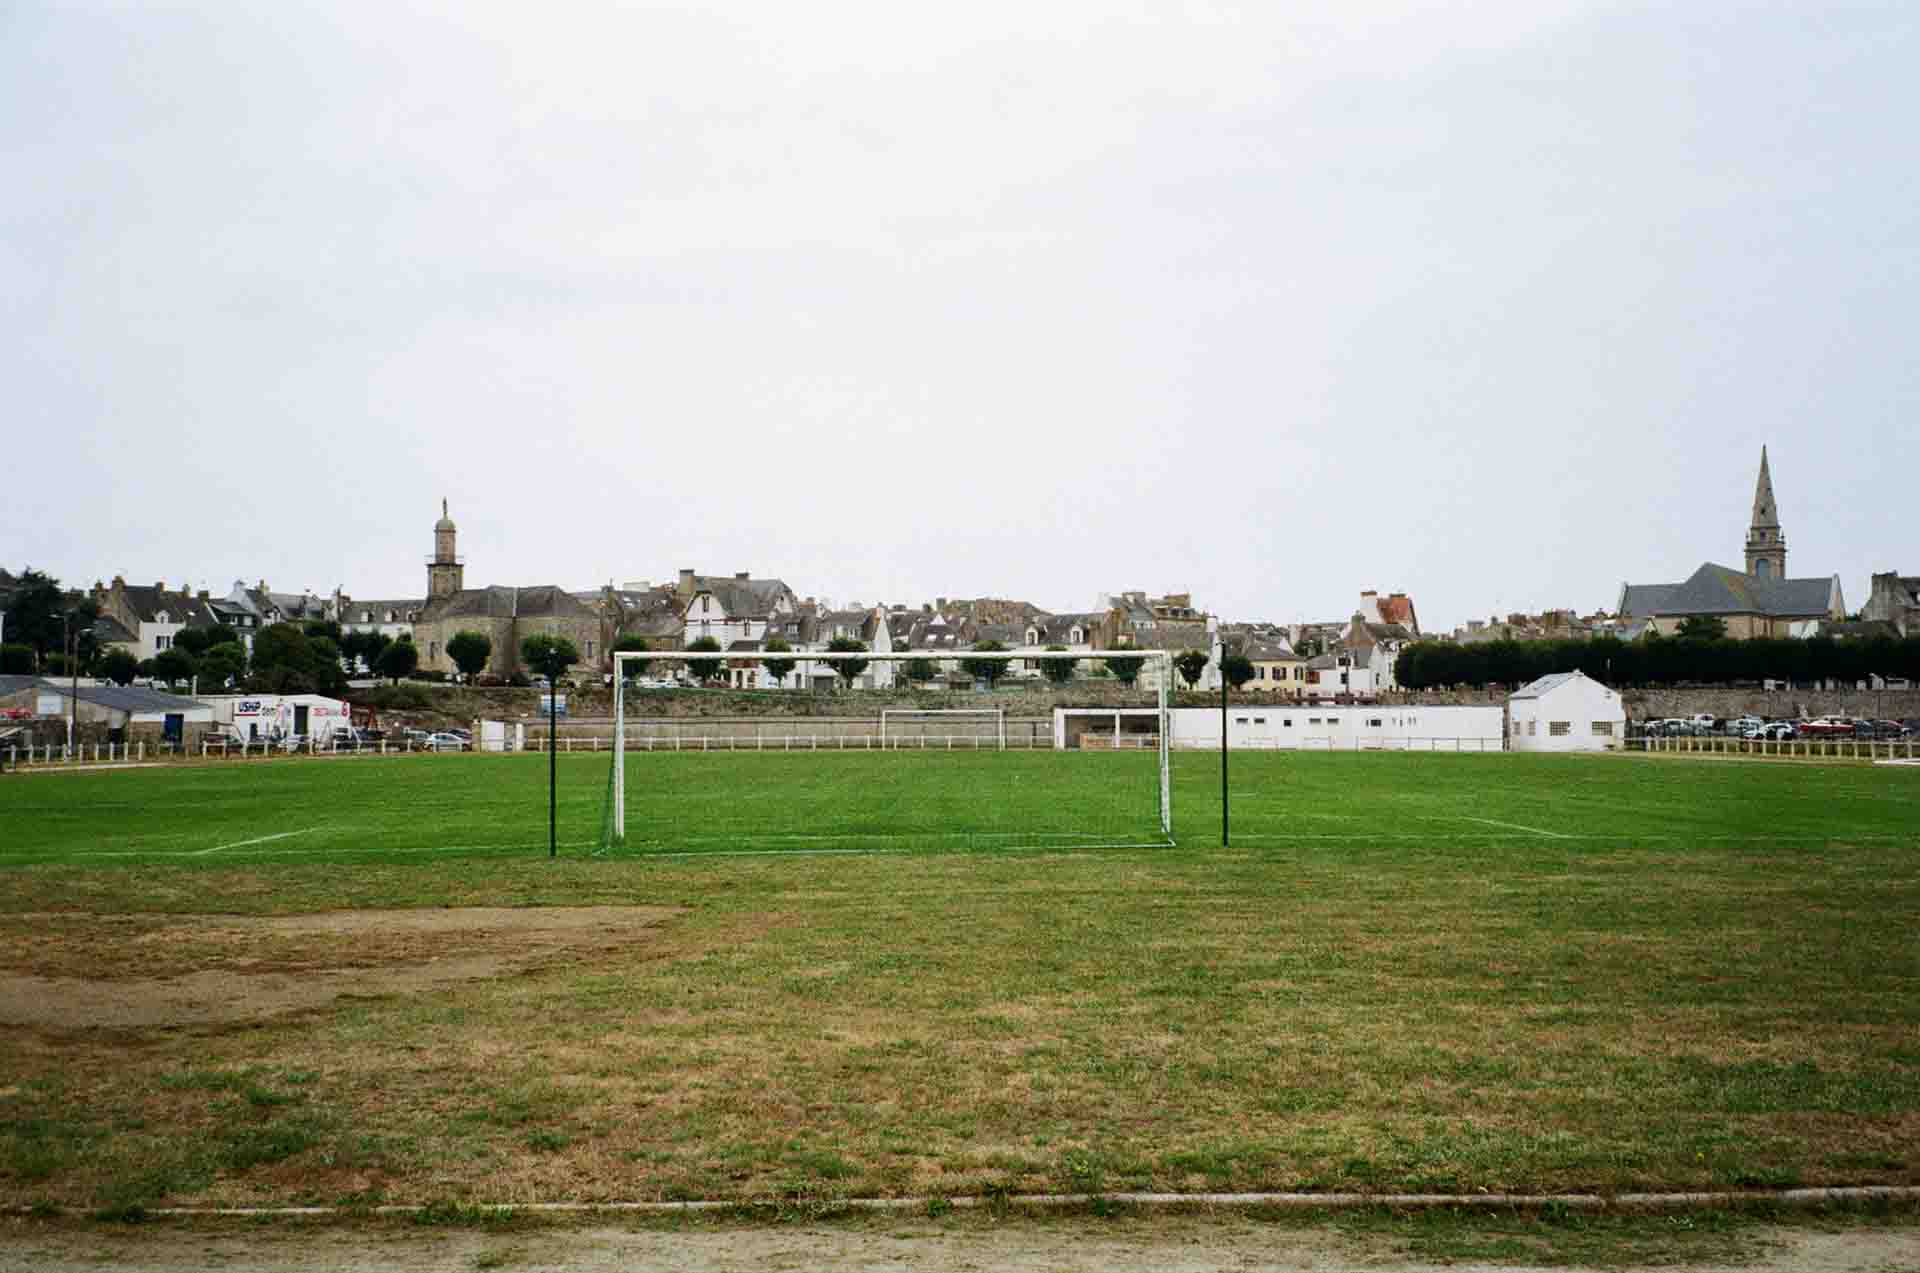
{"left": 155, "top": 611, "right": 170, "bottom": 624}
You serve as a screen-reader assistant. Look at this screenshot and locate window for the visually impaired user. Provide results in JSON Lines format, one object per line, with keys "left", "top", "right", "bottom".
{"left": 1591, "top": 721, "right": 1614, "bottom": 736}
{"left": 1512, "top": 719, "right": 1522, "bottom": 736}
{"left": 1368, "top": 718, "right": 1382, "bottom": 727}
{"left": 586, "top": 640, "right": 595, "bottom": 658}
{"left": 1308, "top": 717, "right": 1321, "bottom": 725}
{"left": 155, "top": 634, "right": 171, "bottom": 650}
{"left": 1528, "top": 720, "right": 1537, "bottom": 736}
{"left": 1549, "top": 721, "right": 1571, "bottom": 736}
{"left": 1254, "top": 717, "right": 1266, "bottom": 725}
{"left": 429, "top": 642, "right": 439, "bottom": 660}
{"left": 1235, "top": 716, "right": 1248, "bottom": 725}
{"left": 1283, "top": 718, "right": 1293, "bottom": 728}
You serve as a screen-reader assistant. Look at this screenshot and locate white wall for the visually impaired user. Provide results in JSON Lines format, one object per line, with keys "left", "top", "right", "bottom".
{"left": 1056, "top": 705, "right": 1506, "bottom": 751}
{"left": 202, "top": 694, "right": 352, "bottom": 742}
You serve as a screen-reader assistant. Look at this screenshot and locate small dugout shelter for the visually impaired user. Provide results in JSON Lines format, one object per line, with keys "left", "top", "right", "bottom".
{"left": 1506, "top": 670, "right": 1625, "bottom": 752}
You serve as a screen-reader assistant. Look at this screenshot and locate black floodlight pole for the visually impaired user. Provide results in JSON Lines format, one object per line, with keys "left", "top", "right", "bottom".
{"left": 548, "top": 669, "right": 557, "bottom": 859}
{"left": 1221, "top": 658, "right": 1229, "bottom": 848}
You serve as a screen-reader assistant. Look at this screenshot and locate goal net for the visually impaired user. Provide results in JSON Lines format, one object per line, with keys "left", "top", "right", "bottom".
{"left": 602, "top": 648, "right": 1171, "bottom": 854}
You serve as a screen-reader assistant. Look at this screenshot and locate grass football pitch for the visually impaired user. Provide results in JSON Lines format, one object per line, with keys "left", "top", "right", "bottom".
{"left": 0, "top": 749, "right": 1915, "bottom": 1210}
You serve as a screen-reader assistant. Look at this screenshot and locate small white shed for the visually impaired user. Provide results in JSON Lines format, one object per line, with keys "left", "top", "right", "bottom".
{"left": 1507, "top": 670, "right": 1625, "bottom": 752}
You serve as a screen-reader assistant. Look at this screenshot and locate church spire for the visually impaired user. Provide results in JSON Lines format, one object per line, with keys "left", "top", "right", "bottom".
{"left": 1745, "top": 447, "right": 1786, "bottom": 579}
{"left": 1750, "top": 446, "right": 1779, "bottom": 529}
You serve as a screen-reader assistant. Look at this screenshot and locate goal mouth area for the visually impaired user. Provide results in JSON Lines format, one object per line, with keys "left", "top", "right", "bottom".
{"left": 605, "top": 649, "right": 1174, "bottom": 853}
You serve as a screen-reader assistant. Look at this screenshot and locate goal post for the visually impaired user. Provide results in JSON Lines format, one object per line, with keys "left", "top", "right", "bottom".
{"left": 879, "top": 708, "right": 1005, "bottom": 749}
{"left": 608, "top": 647, "right": 1172, "bottom": 852}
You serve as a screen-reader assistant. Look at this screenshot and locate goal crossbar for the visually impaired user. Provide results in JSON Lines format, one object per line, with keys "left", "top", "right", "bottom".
{"left": 609, "top": 648, "right": 1173, "bottom": 847}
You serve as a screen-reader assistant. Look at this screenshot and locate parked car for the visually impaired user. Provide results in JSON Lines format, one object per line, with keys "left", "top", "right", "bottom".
{"left": 1725, "top": 716, "right": 1765, "bottom": 735}
{"left": 423, "top": 732, "right": 469, "bottom": 751}
{"left": 1744, "top": 722, "right": 1796, "bottom": 741}
{"left": 1798, "top": 716, "right": 1854, "bottom": 737}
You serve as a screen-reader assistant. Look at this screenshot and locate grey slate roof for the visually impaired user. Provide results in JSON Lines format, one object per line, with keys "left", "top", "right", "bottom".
{"left": 688, "top": 576, "right": 793, "bottom": 620}
{"left": 1620, "top": 562, "right": 1837, "bottom": 619}
{"left": 343, "top": 599, "right": 424, "bottom": 624}
{"left": 425, "top": 585, "right": 596, "bottom": 621}
{"left": 1510, "top": 671, "right": 1584, "bottom": 700}
{"left": 92, "top": 615, "right": 138, "bottom": 645}
{"left": 116, "top": 585, "right": 221, "bottom": 627}
{"left": 37, "top": 682, "right": 211, "bottom": 714}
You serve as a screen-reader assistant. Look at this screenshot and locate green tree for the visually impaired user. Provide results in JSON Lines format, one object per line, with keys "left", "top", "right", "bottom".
{"left": 198, "top": 643, "right": 246, "bottom": 689}
{"left": 0, "top": 644, "right": 35, "bottom": 674}
{"left": 826, "top": 635, "right": 870, "bottom": 690}
{"left": 520, "top": 633, "right": 581, "bottom": 682}
{"left": 250, "top": 623, "right": 319, "bottom": 693}
{"left": 1039, "top": 643, "right": 1077, "bottom": 685}
{"left": 612, "top": 635, "right": 653, "bottom": 680}
{"left": 903, "top": 656, "right": 938, "bottom": 687}
{"left": 1294, "top": 636, "right": 1324, "bottom": 659}
{"left": 173, "top": 626, "right": 217, "bottom": 657}
{"left": 308, "top": 635, "right": 348, "bottom": 695}
{"left": 1103, "top": 651, "right": 1143, "bottom": 686}
{"left": 302, "top": 619, "right": 343, "bottom": 644}
{"left": 1221, "top": 652, "right": 1256, "bottom": 690}
{"left": 152, "top": 646, "right": 196, "bottom": 686}
{"left": 97, "top": 648, "right": 140, "bottom": 685}
{"left": 1675, "top": 615, "right": 1729, "bottom": 641}
{"left": 760, "top": 635, "right": 795, "bottom": 685}
{"left": 374, "top": 637, "right": 419, "bottom": 684}
{"left": 960, "top": 638, "right": 1008, "bottom": 687}
{"left": 2, "top": 569, "right": 74, "bottom": 659}
{"left": 683, "top": 635, "right": 724, "bottom": 683}
{"left": 446, "top": 630, "right": 493, "bottom": 680}
{"left": 1173, "top": 649, "right": 1210, "bottom": 688}
{"left": 341, "top": 629, "right": 391, "bottom": 673}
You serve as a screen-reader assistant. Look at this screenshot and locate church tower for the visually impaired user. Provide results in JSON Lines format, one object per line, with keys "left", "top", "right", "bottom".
{"left": 1744, "top": 447, "right": 1787, "bottom": 579}
{"left": 428, "top": 499, "right": 464, "bottom": 598}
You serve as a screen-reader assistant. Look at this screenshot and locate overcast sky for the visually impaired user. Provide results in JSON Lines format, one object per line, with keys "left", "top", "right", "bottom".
{"left": 4, "top": 2, "right": 1914, "bottom": 631}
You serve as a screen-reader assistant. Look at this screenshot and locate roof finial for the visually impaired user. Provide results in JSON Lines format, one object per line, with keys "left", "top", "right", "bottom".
{"left": 443, "top": 497, "right": 448, "bottom": 519}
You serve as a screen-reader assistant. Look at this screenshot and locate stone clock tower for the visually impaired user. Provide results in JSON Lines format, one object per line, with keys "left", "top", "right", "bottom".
{"left": 428, "top": 499, "right": 465, "bottom": 598}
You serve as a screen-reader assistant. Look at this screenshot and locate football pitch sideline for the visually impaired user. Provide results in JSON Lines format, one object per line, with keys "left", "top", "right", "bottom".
{"left": 0, "top": 750, "right": 1915, "bottom": 1212}
{"left": 1, "top": 748, "right": 1915, "bottom": 864}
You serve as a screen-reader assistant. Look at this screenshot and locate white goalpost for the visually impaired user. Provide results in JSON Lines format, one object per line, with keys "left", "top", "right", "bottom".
{"left": 879, "top": 708, "right": 1006, "bottom": 750}
{"left": 608, "top": 647, "right": 1172, "bottom": 852}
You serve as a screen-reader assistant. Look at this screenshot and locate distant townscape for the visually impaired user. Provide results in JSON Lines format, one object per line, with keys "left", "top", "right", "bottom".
{"left": 3, "top": 450, "right": 1917, "bottom": 704}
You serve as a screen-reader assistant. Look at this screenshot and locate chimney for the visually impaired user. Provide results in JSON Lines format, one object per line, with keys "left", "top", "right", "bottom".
{"left": 197, "top": 589, "right": 210, "bottom": 600}
{"left": 678, "top": 569, "right": 695, "bottom": 596}
{"left": 155, "top": 581, "right": 165, "bottom": 592}
{"left": 734, "top": 571, "right": 749, "bottom": 581}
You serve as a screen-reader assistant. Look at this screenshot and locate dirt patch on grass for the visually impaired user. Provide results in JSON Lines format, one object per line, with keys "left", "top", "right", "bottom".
{"left": 0, "top": 906, "right": 680, "bottom": 1030}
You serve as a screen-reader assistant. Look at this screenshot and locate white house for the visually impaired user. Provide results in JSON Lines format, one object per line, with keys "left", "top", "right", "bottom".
{"left": 1506, "top": 670, "right": 1625, "bottom": 752}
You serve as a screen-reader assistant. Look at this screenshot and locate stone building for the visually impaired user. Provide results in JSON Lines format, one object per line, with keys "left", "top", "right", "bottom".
{"left": 409, "top": 503, "right": 602, "bottom": 677}
{"left": 1863, "top": 572, "right": 1920, "bottom": 637}
{"left": 1616, "top": 448, "right": 1845, "bottom": 637}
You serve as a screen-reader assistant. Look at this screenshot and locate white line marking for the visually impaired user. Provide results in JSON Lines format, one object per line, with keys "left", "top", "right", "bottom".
{"left": 197, "top": 827, "right": 328, "bottom": 856}
{"left": 1455, "top": 816, "right": 1574, "bottom": 840}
